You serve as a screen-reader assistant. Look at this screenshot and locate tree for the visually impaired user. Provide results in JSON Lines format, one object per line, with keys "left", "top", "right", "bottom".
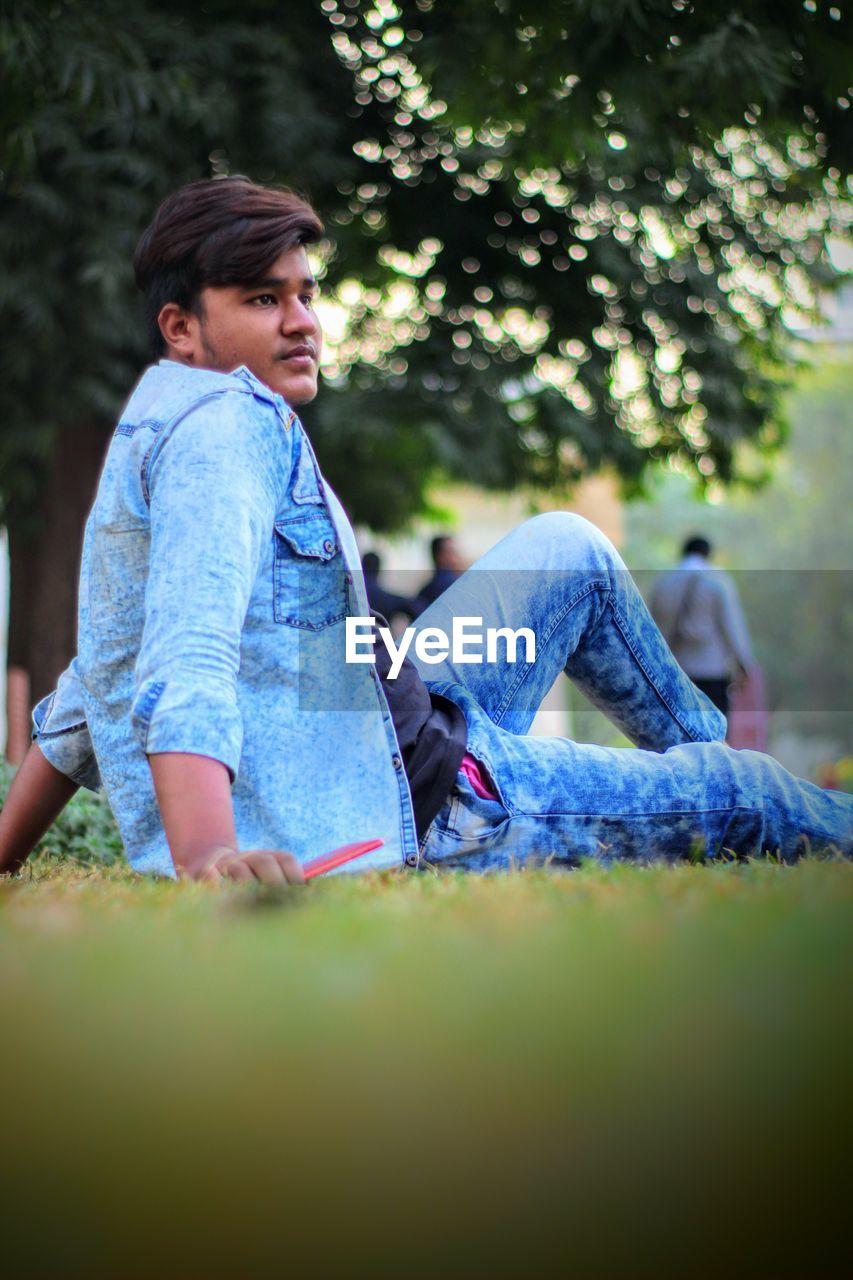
{"left": 1, "top": 0, "right": 849, "bottom": 722}
{"left": 1, "top": 0, "right": 355, "bottom": 707}
{"left": 310, "top": 0, "right": 851, "bottom": 515}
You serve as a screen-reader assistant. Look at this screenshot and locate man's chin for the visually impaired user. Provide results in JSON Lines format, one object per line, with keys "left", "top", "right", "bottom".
{"left": 270, "top": 373, "right": 319, "bottom": 406}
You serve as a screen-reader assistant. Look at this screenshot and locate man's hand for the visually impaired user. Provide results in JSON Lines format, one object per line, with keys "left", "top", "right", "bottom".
{"left": 200, "top": 849, "right": 306, "bottom": 886}
{"left": 731, "top": 663, "right": 751, "bottom": 695}
{"left": 147, "top": 754, "right": 305, "bottom": 885}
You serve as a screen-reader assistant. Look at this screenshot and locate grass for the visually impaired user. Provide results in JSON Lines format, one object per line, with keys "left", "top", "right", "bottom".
{"left": 2, "top": 853, "right": 851, "bottom": 1277}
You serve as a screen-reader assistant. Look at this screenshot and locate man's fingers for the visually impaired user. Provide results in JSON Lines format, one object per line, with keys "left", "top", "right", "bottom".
{"left": 206, "top": 850, "right": 306, "bottom": 885}
{"left": 217, "top": 857, "right": 254, "bottom": 883}
{"left": 241, "top": 851, "right": 289, "bottom": 884}
{"left": 274, "top": 851, "right": 305, "bottom": 885}
{"left": 244, "top": 850, "right": 305, "bottom": 884}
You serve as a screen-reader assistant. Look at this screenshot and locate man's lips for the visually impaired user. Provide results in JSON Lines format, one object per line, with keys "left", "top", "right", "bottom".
{"left": 278, "top": 345, "right": 317, "bottom": 365}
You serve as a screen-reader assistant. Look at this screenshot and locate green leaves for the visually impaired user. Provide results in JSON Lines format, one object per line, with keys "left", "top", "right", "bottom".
{"left": 0, "top": 0, "right": 848, "bottom": 534}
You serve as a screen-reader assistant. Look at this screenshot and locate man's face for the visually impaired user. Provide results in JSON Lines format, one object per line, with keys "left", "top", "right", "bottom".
{"left": 180, "top": 244, "right": 322, "bottom": 405}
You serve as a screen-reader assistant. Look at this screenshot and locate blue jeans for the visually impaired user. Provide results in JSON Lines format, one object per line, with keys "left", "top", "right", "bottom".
{"left": 413, "top": 514, "right": 853, "bottom": 869}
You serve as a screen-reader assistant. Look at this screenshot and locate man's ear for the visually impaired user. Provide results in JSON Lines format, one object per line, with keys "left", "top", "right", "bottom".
{"left": 157, "top": 302, "right": 199, "bottom": 361}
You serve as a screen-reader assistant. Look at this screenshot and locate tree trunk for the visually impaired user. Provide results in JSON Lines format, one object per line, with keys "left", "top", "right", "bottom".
{"left": 5, "top": 422, "right": 110, "bottom": 760}
{"left": 5, "top": 529, "right": 38, "bottom": 763}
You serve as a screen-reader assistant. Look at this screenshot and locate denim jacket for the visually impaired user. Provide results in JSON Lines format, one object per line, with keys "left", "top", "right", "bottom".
{"left": 32, "top": 361, "right": 418, "bottom": 876}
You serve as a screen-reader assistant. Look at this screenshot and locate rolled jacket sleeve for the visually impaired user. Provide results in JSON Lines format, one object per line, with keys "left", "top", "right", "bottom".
{"left": 132, "top": 389, "right": 287, "bottom": 777}
{"left": 32, "top": 659, "right": 102, "bottom": 792}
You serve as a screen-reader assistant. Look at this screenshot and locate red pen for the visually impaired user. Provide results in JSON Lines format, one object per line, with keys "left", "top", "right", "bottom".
{"left": 302, "top": 838, "right": 384, "bottom": 882}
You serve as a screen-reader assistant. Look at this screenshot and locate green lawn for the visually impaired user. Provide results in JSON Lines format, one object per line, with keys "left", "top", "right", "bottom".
{"left": 2, "top": 856, "right": 851, "bottom": 1277}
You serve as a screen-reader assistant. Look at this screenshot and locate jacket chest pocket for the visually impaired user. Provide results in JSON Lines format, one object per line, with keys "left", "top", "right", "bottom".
{"left": 273, "top": 509, "right": 349, "bottom": 630}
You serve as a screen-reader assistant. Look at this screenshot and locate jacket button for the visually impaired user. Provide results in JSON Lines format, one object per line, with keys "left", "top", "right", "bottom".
{"left": 406, "top": 854, "right": 418, "bottom": 868}
{"left": 392, "top": 754, "right": 402, "bottom": 770}
{"left": 323, "top": 539, "right": 335, "bottom": 554}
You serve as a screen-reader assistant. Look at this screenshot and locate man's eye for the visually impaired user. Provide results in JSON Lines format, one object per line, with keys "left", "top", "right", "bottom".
{"left": 300, "top": 294, "right": 316, "bottom": 307}
{"left": 251, "top": 293, "right": 276, "bottom": 306}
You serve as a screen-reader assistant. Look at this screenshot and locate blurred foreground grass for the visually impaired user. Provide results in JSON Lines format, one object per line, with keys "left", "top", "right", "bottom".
{"left": 2, "top": 858, "right": 851, "bottom": 1278}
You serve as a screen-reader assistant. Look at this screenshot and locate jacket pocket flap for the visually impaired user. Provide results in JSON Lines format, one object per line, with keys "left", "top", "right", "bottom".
{"left": 274, "top": 513, "right": 340, "bottom": 561}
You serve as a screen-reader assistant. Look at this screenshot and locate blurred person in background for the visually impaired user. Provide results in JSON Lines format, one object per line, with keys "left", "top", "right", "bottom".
{"left": 362, "top": 550, "right": 417, "bottom": 628}
{"left": 651, "top": 536, "right": 752, "bottom": 720}
{"left": 414, "top": 534, "right": 465, "bottom": 613}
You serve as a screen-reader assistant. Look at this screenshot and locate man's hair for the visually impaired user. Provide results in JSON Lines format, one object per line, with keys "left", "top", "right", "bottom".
{"left": 682, "top": 535, "right": 712, "bottom": 558}
{"left": 133, "top": 177, "right": 324, "bottom": 356}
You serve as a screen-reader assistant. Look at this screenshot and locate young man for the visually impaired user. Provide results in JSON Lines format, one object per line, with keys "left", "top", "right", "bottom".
{"left": 0, "top": 178, "right": 850, "bottom": 883}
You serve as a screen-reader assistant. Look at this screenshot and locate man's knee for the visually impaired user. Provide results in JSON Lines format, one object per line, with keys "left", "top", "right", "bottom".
{"left": 521, "top": 511, "right": 616, "bottom": 563}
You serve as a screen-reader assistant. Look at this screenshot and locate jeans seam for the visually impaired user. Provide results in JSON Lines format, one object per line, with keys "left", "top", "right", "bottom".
{"left": 608, "top": 597, "right": 709, "bottom": 742}
{"left": 509, "top": 804, "right": 760, "bottom": 819}
{"left": 439, "top": 805, "right": 765, "bottom": 850}
{"left": 491, "top": 579, "right": 610, "bottom": 727}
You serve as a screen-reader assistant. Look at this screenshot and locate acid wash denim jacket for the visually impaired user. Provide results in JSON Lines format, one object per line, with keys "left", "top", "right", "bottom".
{"left": 32, "top": 361, "right": 419, "bottom": 877}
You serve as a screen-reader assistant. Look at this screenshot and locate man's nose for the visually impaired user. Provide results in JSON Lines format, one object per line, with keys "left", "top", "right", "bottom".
{"left": 282, "top": 300, "right": 318, "bottom": 334}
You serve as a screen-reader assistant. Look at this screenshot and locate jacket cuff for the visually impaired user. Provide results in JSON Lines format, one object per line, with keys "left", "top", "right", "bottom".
{"left": 131, "top": 679, "right": 243, "bottom": 780}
